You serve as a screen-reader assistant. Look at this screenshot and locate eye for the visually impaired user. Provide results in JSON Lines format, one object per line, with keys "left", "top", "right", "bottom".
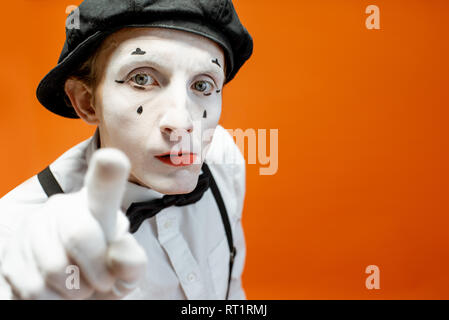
{"left": 126, "top": 69, "right": 159, "bottom": 89}
{"left": 131, "top": 73, "right": 158, "bottom": 87}
{"left": 192, "top": 80, "right": 213, "bottom": 93}
{"left": 133, "top": 73, "right": 150, "bottom": 86}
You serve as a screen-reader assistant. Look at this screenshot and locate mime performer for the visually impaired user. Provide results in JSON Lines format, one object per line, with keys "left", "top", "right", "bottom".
{"left": 0, "top": 0, "right": 253, "bottom": 300}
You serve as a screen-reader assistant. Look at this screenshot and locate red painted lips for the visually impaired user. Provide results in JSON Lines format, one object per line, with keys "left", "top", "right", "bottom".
{"left": 155, "top": 152, "right": 197, "bottom": 167}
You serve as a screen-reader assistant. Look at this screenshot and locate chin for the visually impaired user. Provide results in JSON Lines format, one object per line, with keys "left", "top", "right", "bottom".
{"left": 135, "top": 166, "right": 201, "bottom": 195}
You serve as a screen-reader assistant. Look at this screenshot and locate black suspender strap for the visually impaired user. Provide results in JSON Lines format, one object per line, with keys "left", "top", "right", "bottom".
{"left": 37, "top": 166, "right": 64, "bottom": 197}
{"left": 201, "top": 163, "right": 236, "bottom": 300}
{"left": 37, "top": 163, "right": 236, "bottom": 300}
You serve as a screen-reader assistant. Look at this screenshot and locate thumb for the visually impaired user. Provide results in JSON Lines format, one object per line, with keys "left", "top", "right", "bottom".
{"left": 85, "top": 148, "right": 130, "bottom": 243}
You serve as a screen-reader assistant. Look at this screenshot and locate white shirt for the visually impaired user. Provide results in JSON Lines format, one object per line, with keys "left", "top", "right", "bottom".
{"left": 0, "top": 125, "right": 247, "bottom": 300}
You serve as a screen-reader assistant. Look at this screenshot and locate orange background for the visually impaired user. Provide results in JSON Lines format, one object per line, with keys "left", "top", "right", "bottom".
{"left": 1, "top": 0, "right": 449, "bottom": 299}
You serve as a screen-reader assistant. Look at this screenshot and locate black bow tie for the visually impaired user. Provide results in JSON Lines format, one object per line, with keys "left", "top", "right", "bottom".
{"left": 126, "top": 163, "right": 211, "bottom": 233}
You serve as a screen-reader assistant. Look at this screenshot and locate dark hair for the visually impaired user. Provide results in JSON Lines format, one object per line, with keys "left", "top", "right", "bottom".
{"left": 63, "top": 43, "right": 104, "bottom": 108}
{"left": 69, "top": 49, "right": 101, "bottom": 87}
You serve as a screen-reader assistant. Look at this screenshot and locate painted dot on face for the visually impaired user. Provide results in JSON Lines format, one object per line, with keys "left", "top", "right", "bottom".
{"left": 131, "top": 48, "right": 146, "bottom": 55}
{"left": 115, "top": 80, "right": 125, "bottom": 84}
{"left": 211, "top": 58, "right": 221, "bottom": 68}
{"left": 203, "top": 109, "right": 207, "bottom": 118}
{"left": 137, "top": 106, "right": 143, "bottom": 114}
{"left": 216, "top": 89, "right": 221, "bottom": 94}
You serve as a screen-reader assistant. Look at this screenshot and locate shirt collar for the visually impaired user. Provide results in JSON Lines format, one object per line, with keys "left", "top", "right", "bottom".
{"left": 85, "top": 128, "right": 164, "bottom": 212}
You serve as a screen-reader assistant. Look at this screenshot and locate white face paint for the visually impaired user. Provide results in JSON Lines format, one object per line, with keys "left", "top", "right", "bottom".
{"left": 92, "top": 28, "right": 225, "bottom": 194}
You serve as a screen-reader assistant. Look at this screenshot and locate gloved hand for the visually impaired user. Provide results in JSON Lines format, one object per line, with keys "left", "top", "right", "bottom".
{"left": 0, "top": 149, "right": 147, "bottom": 299}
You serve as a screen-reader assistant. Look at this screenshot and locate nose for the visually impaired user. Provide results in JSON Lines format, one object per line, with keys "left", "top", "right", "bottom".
{"left": 160, "top": 123, "right": 193, "bottom": 136}
{"left": 159, "top": 91, "right": 194, "bottom": 139}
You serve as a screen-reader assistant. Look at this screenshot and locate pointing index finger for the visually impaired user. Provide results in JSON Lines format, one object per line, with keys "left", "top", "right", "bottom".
{"left": 85, "top": 148, "right": 131, "bottom": 243}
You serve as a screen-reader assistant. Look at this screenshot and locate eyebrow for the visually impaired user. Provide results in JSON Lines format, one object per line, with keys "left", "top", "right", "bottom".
{"left": 116, "top": 54, "right": 170, "bottom": 77}
{"left": 211, "top": 58, "right": 221, "bottom": 69}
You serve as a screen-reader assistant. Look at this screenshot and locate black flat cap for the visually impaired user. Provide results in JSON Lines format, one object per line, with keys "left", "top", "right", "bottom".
{"left": 36, "top": 0, "right": 253, "bottom": 118}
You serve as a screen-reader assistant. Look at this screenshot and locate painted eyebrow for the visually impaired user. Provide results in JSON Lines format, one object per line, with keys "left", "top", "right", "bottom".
{"left": 197, "top": 60, "right": 225, "bottom": 84}
{"left": 211, "top": 58, "right": 221, "bottom": 69}
{"left": 131, "top": 48, "right": 146, "bottom": 55}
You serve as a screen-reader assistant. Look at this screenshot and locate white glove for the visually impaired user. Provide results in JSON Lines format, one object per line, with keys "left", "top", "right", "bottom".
{"left": 0, "top": 149, "right": 148, "bottom": 300}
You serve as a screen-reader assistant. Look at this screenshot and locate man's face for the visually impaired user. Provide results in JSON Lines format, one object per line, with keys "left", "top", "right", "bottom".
{"left": 92, "top": 28, "right": 225, "bottom": 194}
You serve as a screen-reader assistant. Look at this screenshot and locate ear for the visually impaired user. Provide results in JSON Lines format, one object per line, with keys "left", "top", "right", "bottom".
{"left": 64, "top": 78, "right": 99, "bottom": 125}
